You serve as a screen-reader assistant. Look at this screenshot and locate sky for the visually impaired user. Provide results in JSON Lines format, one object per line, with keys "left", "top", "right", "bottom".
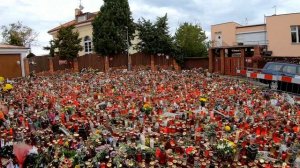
{"left": 0, "top": 0, "right": 299, "bottom": 55}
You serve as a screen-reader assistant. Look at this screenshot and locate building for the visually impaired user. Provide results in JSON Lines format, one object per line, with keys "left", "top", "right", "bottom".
{"left": 48, "top": 5, "right": 139, "bottom": 56}
{"left": 209, "top": 12, "right": 300, "bottom": 75}
{"left": 0, "top": 44, "right": 29, "bottom": 78}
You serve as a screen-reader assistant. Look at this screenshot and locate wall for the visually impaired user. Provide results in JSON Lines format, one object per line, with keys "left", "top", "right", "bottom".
{"left": 266, "top": 13, "right": 300, "bottom": 57}
{"left": 74, "top": 23, "right": 93, "bottom": 56}
{"left": 236, "top": 25, "right": 266, "bottom": 34}
{"left": 211, "top": 22, "right": 241, "bottom": 47}
{"left": 49, "top": 23, "right": 140, "bottom": 56}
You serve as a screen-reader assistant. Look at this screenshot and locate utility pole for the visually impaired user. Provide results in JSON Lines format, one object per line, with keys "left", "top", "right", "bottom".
{"left": 272, "top": 5, "right": 277, "bottom": 15}
{"left": 125, "top": 26, "right": 131, "bottom": 71}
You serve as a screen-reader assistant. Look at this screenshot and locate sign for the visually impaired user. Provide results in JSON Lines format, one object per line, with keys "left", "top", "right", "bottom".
{"left": 59, "top": 60, "right": 68, "bottom": 65}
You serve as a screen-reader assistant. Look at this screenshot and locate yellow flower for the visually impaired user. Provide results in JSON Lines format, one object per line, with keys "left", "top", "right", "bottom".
{"left": 2, "top": 84, "right": 13, "bottom": 91}
{"left": 95, "top": 130, "right": 101, "bottom": 134}
{"left": 143, "top": 103, "right": 151, "bottom": 109}
{"left": 199, "top": 98, "right": 207, "bottom": 102}
{"left": 0, "top": 76, "right": 4, "bottom": 83}
{"left": 64, "top": 141, "right": 69, "bottom": 147}
{"left": 75, "top": 165, "right": 80, "bottom": 168}
{"left": 224, "top": 125, "right": 231, "bottom": 132}
{"left": 228, "top": 141, "right": 236, "bottom": 148}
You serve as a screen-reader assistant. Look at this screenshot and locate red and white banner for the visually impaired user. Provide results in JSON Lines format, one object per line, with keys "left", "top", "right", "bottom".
{"left": 237, "top": 70, "right": 300, "bottom": 85}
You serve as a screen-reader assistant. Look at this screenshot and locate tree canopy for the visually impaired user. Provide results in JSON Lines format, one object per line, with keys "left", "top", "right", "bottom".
{"left": 44, "top": 26, "right": 82, "bottom": 60}
{"left": 136, "top": 14, "right": 173, "bottom": 56}
{"left": 174, "top": 22, "right": 208, "bottom": 57}
{"left": 0, "top": 21, "right": 38, "bottom": 47}
{"left": 92, "top": 0, "right": 135, "bottom": 56}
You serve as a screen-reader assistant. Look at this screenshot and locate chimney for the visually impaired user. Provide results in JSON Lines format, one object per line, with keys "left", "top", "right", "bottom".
{"left": 75, "top": 8, "right": 82, "bottom": 17}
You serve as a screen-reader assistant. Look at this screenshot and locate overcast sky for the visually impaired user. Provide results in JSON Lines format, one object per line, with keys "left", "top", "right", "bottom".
{"left": 0, "top": 0, "right": 299, "bottom": 55}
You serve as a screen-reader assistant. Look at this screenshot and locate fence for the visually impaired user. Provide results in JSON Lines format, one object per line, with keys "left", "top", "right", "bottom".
{"left": 182, "top": 57, "right": 209, "bottom": 70}
{"left": 131, "top": 53, "right": 151, "bottom": 67}
{"left": 78, "top": 54, "right": 105, "bottom": 71}
{"left": 109, "top": 54, "right": 128, "bottom": 68}
{"left": 28, "top": 56, "right": 50, "bottom": 73}
{"left": 52, "top": 56, "right": 73, "bottom": 71}
{"left": 25, "top": 53, "right": 210, "bottom": 76}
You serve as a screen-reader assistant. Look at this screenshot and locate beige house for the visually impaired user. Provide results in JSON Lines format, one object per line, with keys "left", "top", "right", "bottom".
{"left": 48, "top": 7, "right": 139, "bottom": 56}
{"left": 211, "top": 12, "right": 300, "bottom": 57}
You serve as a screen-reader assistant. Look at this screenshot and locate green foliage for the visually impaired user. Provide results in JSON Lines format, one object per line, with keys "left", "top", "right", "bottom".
{"left": 49, "top": 26, "right": 82, "bottom": 60}
{"left": 26, "top": 52, "right": 36, "bottom": 58}
{"left": 1, "top": 21, "right": 38, "bottom": 47}
{"left": 136, "top": 14, "right": 173, "bottom": 56}
{"left": 62, "top": 148, "right": 77, "bottom": 158}
{"left": 175, "top": 22, "right": 208, "bottom": 58}
{"left": 92, "top": 0, "right": 135, "bottom": 56}
{"left": 43, "top": 40, "right": 56, "bottom": 57}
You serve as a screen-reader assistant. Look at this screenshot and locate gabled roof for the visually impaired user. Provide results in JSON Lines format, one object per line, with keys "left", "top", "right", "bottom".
{"left": 0, "top": 44, "right": 29, "bottom": 49}
{"left": 48, "top": 11, "right": 98, "bottom": 34}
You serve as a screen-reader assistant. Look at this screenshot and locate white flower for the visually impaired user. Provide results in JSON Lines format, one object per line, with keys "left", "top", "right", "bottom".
{"left": 28, "top": 146, "right": 38, "bottom": 154}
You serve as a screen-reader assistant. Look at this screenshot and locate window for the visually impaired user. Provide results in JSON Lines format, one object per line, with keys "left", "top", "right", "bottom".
{"left": 266, "top": 64, "right": 282, "bottom": 71}
{"left": 84, "top": 36, "right": 92, "bottom": 54}
{"left": 282, "top": 65, "right": 297, "bottom": 74}
{"left": 291, "top": 26, "right": 300, "bottom": 43}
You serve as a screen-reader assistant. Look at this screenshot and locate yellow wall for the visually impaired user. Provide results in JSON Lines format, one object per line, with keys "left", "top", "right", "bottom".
{"left": 267, "top": 13, "right": 300, "bottom": 57}
{"left": 236, "top": 25, "right": 266, "bottom": 33}
{"left": 74, "top": 23, "right": 93, "bottom": 56}
{"left": 211, "top": 22, "right": 241, "bottom": 47}
{"left": 50, "top": 22, "right": 140, "bottom": 56}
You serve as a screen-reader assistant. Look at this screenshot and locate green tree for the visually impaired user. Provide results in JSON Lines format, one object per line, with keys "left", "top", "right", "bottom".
{"left": 1, "top": 21, "right": 38, "bottom": 47}
{"left": 43, "top": 40, "right": 56, "bottom": 57}
{"left": 92, "top": 0, "right": 135, "bottom": 56}
{"left": 174, "top": 22, "right": 208, "bottom": 57}
{"left": 136, "top": 14, "right": 173, "bottom": 56}
{"left": 47, "top": 26, "right": 82, "bottom": 60}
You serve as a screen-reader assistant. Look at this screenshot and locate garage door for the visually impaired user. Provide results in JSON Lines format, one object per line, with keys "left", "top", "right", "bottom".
{"left": 0, "top": 54, "right": 22, "bottom": 79}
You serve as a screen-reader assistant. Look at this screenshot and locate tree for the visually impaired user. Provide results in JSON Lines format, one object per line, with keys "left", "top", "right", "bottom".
{"left": 1, "top": 21, "right": 38, "bottom": 47}
{"left": 45, "top": 26, "right": 82, "bottom": 60}
{"left": 26, "top": 52, "right": 36, "bottom": 58}
{"left": 92, "top": 0, "right": 135, "bottom": 56}
{"left": 43, "top": 40, "right": 56, "bottom": 57}
{"left": 174, "top": 22, "right": 208, "bottom": 57}
{"left": 136, "top": 14, "right": 173, "bottom": 56}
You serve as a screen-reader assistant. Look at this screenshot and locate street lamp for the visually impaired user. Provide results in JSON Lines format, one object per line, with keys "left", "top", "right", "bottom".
{"left": 125, "top": 26, "right": 131, "bottom": 71}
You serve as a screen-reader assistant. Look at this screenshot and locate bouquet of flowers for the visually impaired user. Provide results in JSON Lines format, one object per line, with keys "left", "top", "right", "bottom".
{"left": 141, "top": 103, "right": 153, "bottom": 115}
{"left": 216, "top": 139, "right": 236, "bottom": 160}
{"left": 204, "top": 123, "right": 217, "bottom": 139}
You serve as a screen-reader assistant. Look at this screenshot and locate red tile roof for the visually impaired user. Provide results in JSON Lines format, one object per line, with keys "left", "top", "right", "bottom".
{"left": 48, "top": 12, "right": 98, "bottom": 33}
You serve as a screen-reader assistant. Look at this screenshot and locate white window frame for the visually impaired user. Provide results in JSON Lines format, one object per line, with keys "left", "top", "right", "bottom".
{"left": 291, "top": 26, "right": 300, "bottom": 43}
{"left": 84, "top": 36, "right": 92, "bottom": 54}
